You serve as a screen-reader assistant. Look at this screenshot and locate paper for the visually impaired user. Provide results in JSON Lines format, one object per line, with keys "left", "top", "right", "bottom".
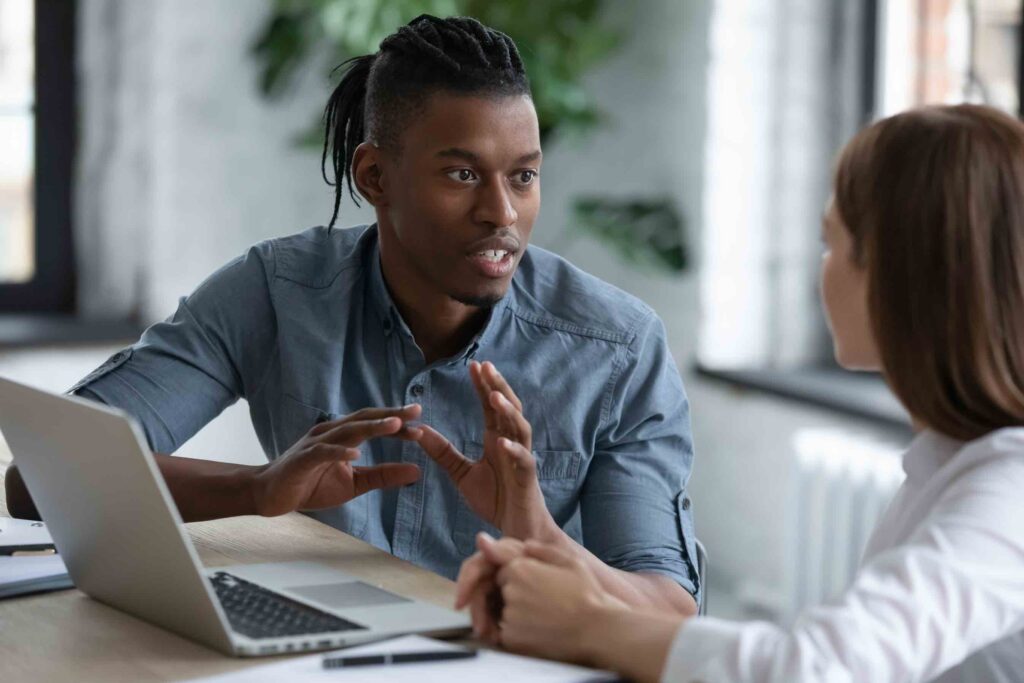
{"left": 0, "top": 553, "right": 67, "bottom": 583}
{"left": 0, "top": 553, "right": 72, "bottom": 599}
{"left": 0, "top": 517, "right": 55, "bottom": 549}
{"left": 185, "top": 634, "right": 620, "bottom": 682}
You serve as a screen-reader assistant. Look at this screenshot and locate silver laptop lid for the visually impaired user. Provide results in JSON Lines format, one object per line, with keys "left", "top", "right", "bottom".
{"left": 0, "top": 377, "right": 235, "bottom": 654}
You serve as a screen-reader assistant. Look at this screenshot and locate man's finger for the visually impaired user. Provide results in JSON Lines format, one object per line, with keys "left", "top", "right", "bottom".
{"left": 483, "top": 361, "right": 523, "bottom": 412}
{"left": 468, "top": 361, "right": 498, "bottom": 430}
{"left": 490, "top": 392, "right": 532, "bottom": 446}
{"left": 302, "top": 443, "right": 361, "bottom": 465}
{"left": 310, "top": 404, "right": 421, "bottom": 436}
{"left": 498, "top": 438, "right": 538, "bottom": 483}
{"left": 319, "top": 417, "right": 404, "bottom": 447}
{"left": 342, "top": 404, "right": 422, "bottom": 422}
{"left": 414, "top": 425, "right": 473, "bottom": 484}
{"left": 351, "top": 463, "right": 421, "bottom": 497}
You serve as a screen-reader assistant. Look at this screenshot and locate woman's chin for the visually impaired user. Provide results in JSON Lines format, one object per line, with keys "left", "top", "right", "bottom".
{"left": 833, "top": 344, "right": 881, "bottom": 372}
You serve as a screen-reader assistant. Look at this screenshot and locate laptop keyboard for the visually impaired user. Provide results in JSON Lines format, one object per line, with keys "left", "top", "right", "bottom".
{"left": 210, "top": 571, "right": 366, "bottom": 640}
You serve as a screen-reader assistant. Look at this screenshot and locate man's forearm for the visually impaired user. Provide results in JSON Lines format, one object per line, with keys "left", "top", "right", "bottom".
{"left": 5, "top": 456, "right": 264, "bottom": 523}
{"left": 5, "top": 465, "right": 41, "bottom": 519}
{"left": 152, "top": 453, "right": 263, "bottom": 522}
{"left": 544, "top": 525, "right": 698, "bottom": 616}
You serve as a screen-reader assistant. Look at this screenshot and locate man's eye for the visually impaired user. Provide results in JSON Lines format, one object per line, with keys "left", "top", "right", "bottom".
{"left": 447, "top": 169, "right": 477, "bottom": 183}
{"left": 513, "top": 170, "right": 538, "bottom": 186}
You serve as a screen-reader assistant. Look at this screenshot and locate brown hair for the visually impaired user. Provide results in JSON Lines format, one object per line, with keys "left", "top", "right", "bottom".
{"left": 834, "top": 104, "right": 1024, "bottom": 441}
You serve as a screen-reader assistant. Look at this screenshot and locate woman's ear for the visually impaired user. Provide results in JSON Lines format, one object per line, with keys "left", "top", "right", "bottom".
{"left": 352, "top": 142, "right": 388, "bottom": 207}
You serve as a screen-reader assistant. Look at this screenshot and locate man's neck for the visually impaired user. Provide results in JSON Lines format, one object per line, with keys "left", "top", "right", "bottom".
{"left": 379, "top": 249, "right": 490, "bottom": 366}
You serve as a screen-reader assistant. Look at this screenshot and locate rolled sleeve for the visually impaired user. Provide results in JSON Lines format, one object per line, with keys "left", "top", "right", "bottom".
{"left": 581, "top": 310, "right": 701, "bottom": 603}
{"left": 69, "top": 244, "right": 278, "bottom": 454}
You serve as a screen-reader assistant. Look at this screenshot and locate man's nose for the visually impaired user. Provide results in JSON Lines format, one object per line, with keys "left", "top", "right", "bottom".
{"left": 473, "top": 178, "right": 518, "bottom": 228}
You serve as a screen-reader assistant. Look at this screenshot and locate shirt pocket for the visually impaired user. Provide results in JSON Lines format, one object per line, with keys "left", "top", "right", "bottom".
{"left": 452, "top": 441, "right": 583, "bottom": 558}
{"left": 277, "top": 394, "right": 369, "bottom": 538}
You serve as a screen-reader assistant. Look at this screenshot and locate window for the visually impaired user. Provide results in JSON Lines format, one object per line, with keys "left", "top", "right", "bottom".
{"left": 696, "top": 0, "right": 1023, "bottom": 428}
{"left": 0, "top": 0, "right": 75, "bottom": 313}
{"left": 878, "top": 0, "right": 1021, "bottom": 116}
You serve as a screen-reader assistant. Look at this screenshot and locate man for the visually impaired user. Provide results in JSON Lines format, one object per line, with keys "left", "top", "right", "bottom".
{"left": 6, "top": 15, "right": 699, "bottom": 615}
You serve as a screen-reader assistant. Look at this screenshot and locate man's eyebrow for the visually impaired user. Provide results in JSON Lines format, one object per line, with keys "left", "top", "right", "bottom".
{"left": 515, "top": 150, "right": 542, "bottom": 165}
{"left": 436, "top": 147, "right": 480, "bottom": 162}
{"left": 435, "top": 148, "right": 543, "bottom": 165}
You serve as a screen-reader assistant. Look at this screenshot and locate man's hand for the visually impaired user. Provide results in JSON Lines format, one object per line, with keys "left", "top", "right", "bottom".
{"left": 252, "top": 404, "right": 423, "bottom": 516}
{"left": 414, "top": 361, "right": 557, "bottom": 541}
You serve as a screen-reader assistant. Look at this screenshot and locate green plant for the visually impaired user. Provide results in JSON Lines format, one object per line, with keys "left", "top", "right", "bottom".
{"left": 252, "top": 0, "right": 620, "bottom": 142}
{"left": 573, "top": 197, "right": 688, "bottom": 274}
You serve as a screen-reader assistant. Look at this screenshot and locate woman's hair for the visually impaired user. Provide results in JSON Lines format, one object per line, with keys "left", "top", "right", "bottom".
{"left": 321, "top": 14, "right": 530, "bottom": 228}
{"left": 834, "top": 104, "right": 1024, "bottom": 440}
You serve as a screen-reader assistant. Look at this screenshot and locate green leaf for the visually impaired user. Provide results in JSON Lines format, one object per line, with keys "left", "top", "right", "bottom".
{"left": 573, "top": 197, "right": 689, "bottom": 275}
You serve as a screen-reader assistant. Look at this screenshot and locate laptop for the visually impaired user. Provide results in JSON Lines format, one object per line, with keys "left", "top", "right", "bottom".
{"left": 0, "top": 376, "right": 470, "bottom": 656}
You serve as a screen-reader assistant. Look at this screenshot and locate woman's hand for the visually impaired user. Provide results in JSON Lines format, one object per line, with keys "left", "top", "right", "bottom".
{"left": 494, "top": 540, "right": 626, "bottom": 663}
{"left": 455, "top": 533, "right": 527, "bottom": 645}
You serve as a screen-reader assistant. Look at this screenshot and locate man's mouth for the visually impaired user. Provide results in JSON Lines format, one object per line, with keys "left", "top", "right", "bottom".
{"left": 468, "top": 248, "right": 516, "bottom": 278}
{"left": 466, "top": 235, "right": 521, "bottom": 279}
{"left": 478, "top": 249, "right": 510, "bottom": 263}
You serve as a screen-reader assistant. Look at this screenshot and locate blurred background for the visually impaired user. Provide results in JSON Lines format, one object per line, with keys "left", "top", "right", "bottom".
{"left": 0, "top": 0, "right": 1020, "bottom": 624}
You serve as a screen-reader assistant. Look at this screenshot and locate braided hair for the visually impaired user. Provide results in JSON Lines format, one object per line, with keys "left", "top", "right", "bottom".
{"left": 321, "top": 15, "right": 531, "bottom": 229}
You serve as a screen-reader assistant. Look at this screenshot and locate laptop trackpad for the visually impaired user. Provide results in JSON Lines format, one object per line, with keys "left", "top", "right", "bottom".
{"left": 287, "top": 581, "right": 412, "bottom": 609}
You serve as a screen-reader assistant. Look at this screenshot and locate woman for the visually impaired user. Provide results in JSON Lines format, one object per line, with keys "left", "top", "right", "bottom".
{"left": 456, "top": 104, "right": 1024, "bottom": 682}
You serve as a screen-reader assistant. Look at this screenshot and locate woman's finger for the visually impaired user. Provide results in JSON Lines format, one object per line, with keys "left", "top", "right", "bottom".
{"left": 477, "top": 532, "right": 527, "bottom": 566}
{"left": 523, "top": 540, "right": 580, "bottom": 568}
{"left": 455, "top": 551, "right": 494, "bottom": 609}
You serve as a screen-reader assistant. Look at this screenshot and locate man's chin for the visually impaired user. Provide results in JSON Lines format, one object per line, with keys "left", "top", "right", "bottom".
{"left": 450, "top": 291, "right": 506, "bottom": 308}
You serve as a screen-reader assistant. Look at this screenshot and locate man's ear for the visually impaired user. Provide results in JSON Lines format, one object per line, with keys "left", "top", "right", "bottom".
{"left": 352, "top": 142, "right": 388, "bottom": 207}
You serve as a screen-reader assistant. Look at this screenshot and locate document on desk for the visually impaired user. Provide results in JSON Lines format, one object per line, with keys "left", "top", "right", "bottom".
{"left": 0, "top": 554, "right": 72, "bottom": 599}
{"left": 185, "top": 634, "right": 620, "bottom": 682}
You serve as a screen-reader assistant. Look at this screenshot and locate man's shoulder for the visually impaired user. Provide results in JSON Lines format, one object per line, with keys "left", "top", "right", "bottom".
{"left": 510, "top": 245, "right": 658, "bottom": 346}
{"left": 260, "top": 224, "right": 376, "bottom": 288}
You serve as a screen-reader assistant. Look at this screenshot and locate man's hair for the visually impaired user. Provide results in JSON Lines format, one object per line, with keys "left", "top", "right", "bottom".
{"left": 834, "top": 104, "right": 1024, "bottom": 440}
{"left": 321, "top": 14, "right": 531, "bottom": 228}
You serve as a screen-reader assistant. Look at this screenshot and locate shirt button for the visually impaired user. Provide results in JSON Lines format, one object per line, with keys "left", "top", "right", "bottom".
{"left": 410, "top": 384, "right": 425, "bottom": 397}
{"left": 682, "top": 497, "right": 692, "bottom": 511}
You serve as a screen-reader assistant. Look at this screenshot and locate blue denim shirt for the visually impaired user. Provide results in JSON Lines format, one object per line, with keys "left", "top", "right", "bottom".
{"left": 71, "top": 225, "right": 700, "bottom": 599}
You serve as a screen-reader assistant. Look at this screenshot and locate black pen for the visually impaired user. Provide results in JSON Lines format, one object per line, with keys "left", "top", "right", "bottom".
{"left": 322, "top": 649, "right": 478, "bottom": 668}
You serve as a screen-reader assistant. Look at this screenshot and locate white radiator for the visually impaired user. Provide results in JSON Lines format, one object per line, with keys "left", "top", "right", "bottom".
{"left": 785, "top": 428, "right": 905, "bottom": 621}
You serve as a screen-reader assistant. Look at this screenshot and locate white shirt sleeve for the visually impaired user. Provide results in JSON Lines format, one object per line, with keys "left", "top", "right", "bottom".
{"left": 661, "top": 457, "right": 1024, "bottom": 683}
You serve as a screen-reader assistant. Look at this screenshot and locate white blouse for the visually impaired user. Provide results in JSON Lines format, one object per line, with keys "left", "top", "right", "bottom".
{"left": 663, "top": 428, "right": 1024, "bottom": 683}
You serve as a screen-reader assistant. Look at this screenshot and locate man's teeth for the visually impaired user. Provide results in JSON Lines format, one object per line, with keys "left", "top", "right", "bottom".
{"left": 478, "top": 249, "right": 508, "bottom": 262}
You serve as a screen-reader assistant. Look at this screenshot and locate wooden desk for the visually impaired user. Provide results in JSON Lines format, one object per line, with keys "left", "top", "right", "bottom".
{"left": 0, "top": 462, "right": 462, "bottom": 682}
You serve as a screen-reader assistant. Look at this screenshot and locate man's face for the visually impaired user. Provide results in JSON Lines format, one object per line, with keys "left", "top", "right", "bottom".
{"left": 378, "top": 93, "right": 542, "bottom": 306}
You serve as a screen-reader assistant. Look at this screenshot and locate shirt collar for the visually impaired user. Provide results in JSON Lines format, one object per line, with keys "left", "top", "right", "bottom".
{"left": 902, "top": 428, "right": 964, "bottom": 484}
{"left": 367, "top": 229, "right": 399, "bottom": 336}
{"left": 367, "top": 226, "right": 516, "bottom": 362}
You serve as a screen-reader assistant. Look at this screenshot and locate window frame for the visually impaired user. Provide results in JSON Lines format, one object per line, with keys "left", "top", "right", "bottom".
{"left": 0, "top": 0, "right": 76, "bottom": 314}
